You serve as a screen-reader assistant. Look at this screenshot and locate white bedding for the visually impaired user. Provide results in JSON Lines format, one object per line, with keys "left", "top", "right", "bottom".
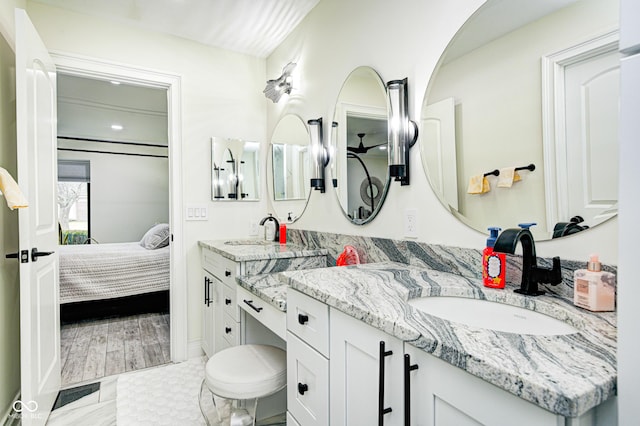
{"left": 59, "top": 242, "right": 170, "bottom": 304}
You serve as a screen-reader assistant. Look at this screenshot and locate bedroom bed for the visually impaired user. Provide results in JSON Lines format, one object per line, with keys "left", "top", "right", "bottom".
{"left": 59, "top": 241, "right": 170, "bottom": 304}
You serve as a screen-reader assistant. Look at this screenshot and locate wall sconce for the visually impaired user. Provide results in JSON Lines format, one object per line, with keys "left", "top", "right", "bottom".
{"left": 387, "top": 78, "right": 418, "bottom": 186}
{"left": 309, "top": 118, "right": 328, "bottom": 193}
{"left": 263, "top": 62, "right": 297, "bottom": 103}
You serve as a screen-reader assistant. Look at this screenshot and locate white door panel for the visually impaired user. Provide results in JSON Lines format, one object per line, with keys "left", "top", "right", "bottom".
{"left": 15, "top": 8, "right": 60, "bottom": 426}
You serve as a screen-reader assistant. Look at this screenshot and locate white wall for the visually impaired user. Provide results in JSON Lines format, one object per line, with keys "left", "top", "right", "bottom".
{"left": 25, "top": 0, "right": 268, "bottom": 345}
{"left": 57, "top": 143, "right": 170, "bottom": 243}
{"left": 266, "top": 0, "right": 618, "bottom": 265}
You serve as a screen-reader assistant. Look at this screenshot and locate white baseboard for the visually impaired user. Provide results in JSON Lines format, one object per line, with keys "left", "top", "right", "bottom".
{"left": 188, "top": 339, "right": 204, "bottom": 359}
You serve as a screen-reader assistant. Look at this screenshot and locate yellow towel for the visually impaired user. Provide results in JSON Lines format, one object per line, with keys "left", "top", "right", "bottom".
{"left": 497, "top": 167, "right": 521, "bottom": 188}
{"left": 0, "top": 167, "right": 28, "bottom": 210}
{"left": 467, "top": 175, "right": 490, "bottom": 194}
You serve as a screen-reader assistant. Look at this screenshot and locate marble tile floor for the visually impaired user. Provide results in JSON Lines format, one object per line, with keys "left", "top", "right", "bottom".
{"left": 61, "top": 312, "right": 170, "bottom": 387}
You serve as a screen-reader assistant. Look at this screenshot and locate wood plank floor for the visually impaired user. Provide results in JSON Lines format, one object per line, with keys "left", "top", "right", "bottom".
{"left": 61, "top": 313, "right": 170, "bottom": 387}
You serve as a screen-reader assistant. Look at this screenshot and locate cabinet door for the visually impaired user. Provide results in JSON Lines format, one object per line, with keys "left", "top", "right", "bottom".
{"left": 201, "top": 271, "right": 215, "bottom": 357}
{"left": 404, "top": 345, "right": 562, "bottom": 426}
{"left": 287, "top": 332, "right": 329, "bottom": 426}
{"left": 330, "top": 309, "right": 404, "bottom": 426}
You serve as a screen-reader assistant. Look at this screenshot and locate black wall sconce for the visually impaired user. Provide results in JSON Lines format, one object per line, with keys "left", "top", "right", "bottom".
{"left": 309, "top": 118, "right": 328, "bottom": 193}
{"left": 387, "top": 78, "right": 418, "bottom": 186}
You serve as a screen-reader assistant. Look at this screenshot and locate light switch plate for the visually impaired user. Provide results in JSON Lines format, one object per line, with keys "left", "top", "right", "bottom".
{"left": 186, "top": 204, "right": 208, "bottom": 221}
{"left": 404, "top": 208, "right": 418, "bottom": 238}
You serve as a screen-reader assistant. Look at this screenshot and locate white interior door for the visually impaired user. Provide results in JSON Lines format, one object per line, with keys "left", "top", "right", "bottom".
{"left": 423, "top": 97, "right": 458, "bottom": 210}
{"left": 15, "top": 8, "right": 60, "bottom": 426}
{"left": 564, "top": 49, "right": 619, "bottom": 225}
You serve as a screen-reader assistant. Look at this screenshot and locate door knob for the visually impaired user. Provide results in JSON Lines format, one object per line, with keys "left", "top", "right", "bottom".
{"left": 31, "top": 248, "right": 54, "bottom": 262}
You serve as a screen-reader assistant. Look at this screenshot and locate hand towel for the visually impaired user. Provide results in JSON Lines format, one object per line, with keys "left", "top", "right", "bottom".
{"left": 497, "top": 167, "right": 521, "bottom": 188}
{"left": 0, "top": 167, "right": 28, "bottom": 210}
{"left": 467, "top": 174, "right": 490, "bottom": 194}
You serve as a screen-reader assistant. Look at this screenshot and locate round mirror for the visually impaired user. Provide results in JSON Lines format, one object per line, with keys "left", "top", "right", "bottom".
{"left": 420, "top": 0, "right": 619, "bottom": 240}
{"left": 267, "top": 114, "right": 312, "bottom": 222}
{"left": 211, "top": 138, "right": 260, "bottom": 201}
{"left": 331, "top": 66, "right": 389, "bottom": 224}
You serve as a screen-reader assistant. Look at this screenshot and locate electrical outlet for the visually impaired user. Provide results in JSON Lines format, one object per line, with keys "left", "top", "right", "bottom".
{"left": 404, "top": 209, "right": 418, "bottom": 238}
{"left": 249, "top": 221, "right": 260, "bottom": 236}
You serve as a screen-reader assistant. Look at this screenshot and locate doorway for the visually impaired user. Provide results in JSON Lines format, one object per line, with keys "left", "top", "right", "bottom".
{"left": 51, "top": 52, "right": 187, "bottom": 387}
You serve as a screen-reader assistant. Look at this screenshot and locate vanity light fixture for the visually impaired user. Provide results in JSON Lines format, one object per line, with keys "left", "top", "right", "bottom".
{"left": 309, "top": 117, "right": 328, "bottom": 193}
{"left": 263, "top": 62, "right": 297, "bottom": 103}
{"left": 387, "top": 78, "right": 418, "bottom": 186}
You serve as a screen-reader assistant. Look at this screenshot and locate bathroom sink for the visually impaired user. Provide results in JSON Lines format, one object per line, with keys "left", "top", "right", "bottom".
{"left": 408, "top": 297, "right": 577, "bottom": 335}
{"left": 224, "top": 239, "right": 275, "bottom": 246}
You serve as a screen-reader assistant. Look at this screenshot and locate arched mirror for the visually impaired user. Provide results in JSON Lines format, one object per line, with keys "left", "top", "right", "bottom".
{"left": 211, "top": 137, "right": 260, "bottom": 201}
{"left": 331, "top": 66, "right": 389, "bottom": 224}
{"left": 420, "top": 0, "right": 619, "bottom": 240}
{"left": 267, "top": 114, "right": 311, "bottom": 222}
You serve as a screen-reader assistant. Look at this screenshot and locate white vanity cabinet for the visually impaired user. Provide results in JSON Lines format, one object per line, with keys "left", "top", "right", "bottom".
{"left": 330, "top": 308, "right": 405, "bottom": 426}
{"left": 286, "top": 289, "right": 330, "bottom": 426}
{"left": 201, "top": 248, "right": 242, "bottom": 356}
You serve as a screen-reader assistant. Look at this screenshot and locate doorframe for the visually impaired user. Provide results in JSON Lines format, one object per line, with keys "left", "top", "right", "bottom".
{"left": 50, "top": 50, "right": 187, "bottom": 362}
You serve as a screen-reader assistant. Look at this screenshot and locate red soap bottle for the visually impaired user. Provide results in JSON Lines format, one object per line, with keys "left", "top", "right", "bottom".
{"left": 279, "top": 222, "right": 287, "bottom": 245}
{"left": 483, "top": 227, "right": 506, "bottom": 288}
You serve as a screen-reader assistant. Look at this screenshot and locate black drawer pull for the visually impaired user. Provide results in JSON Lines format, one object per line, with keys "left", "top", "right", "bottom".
{"left": 225, "top": 327, "right": 232, "bottom": 334}
{"left": 243, "top": 299, "right": 263, "bottom": 313}
{"left": 225, "top": 298, "right": 232, "bottom": 305}
{"left": 404, "top": 354, "right": 419, "bottom": 426}
{"left": 298, "top": 314, "right": 309, "bottom": 325}
{"left": 297, "top": 383, "right": 309, "bottom": 395}
{"left": 225, "top": 270, "right": 231, "bottom": 277}
{"left": 378, "top": 341, "right": 394, "bottom": 425}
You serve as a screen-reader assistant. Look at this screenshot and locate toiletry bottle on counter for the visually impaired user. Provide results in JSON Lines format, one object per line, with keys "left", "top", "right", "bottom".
{"left": 574, "top": 254, "right": 616, "bottom": 312}
{"left": 264, "top": 221, "right": 276, "bottom": 241}
{"left": 279, "top": 221, "right": 287, "bottom": 244}
{"left": 483, "top": 227, "right": 505, "bottom": 289}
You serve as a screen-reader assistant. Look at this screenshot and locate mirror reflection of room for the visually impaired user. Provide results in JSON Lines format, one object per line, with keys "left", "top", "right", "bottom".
{"left": 332, "top": 66, "right": 389, "bottom": 224}
{"left": 211, "top": 137, "right": 260, "bottom": 201}
{"left": 420, "top": 0, "right": 619, "bottom": 240}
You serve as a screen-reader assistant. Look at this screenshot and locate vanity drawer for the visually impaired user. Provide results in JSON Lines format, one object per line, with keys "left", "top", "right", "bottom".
{"left": 221, "top": 312, "right": 240, "bottom": 347}
{"left": 237, "top": 285, "right": 286, "bottom": 341}
{"left": 222, "top": 282, "right": 240, "bottom": 321}
{"left": 287, "top": 332, "right": 329, "bottom": 426}
{"left": 202, "top": 249, "right": 238, "bottom": 285}
{"left": 287, "top": 289, "right": 330, "bottom": 357}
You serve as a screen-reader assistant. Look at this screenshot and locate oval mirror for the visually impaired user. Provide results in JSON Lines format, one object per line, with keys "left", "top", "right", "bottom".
{"left": 331, "top": 66, "right": 389, "bottom": 224}
{"left": 267, "top": 114, "right": 311, "bottom": 222}
{"left": 420, "top": 0, "right": 619, "bottom": 240}
{"left": 211, "top": 137, "right": 260, "bottom": 201}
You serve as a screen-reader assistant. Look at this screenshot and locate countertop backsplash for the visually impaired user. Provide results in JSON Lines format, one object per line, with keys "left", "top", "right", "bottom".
{"left": 286, "top": 229, "right": 617, "bottom": 308}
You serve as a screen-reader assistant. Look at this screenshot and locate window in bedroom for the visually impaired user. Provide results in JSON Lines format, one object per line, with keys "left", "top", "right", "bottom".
{"left": 58, "top": 160, "right": 91, "bottom": 245}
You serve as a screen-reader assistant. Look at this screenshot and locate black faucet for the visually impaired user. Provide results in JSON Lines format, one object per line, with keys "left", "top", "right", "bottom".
{"left": 493, "top": 227, "right": 562, "bottom": 296}
{"left": 259, "top": 213, "right": 279, "bottom": 242}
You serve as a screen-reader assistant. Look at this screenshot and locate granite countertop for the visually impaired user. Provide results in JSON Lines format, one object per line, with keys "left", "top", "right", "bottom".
{"left": 198, "top": 239, "right": 328, "bottom": 262}
{"left": 270, "top": 261, "right": 616, "bottom": 418}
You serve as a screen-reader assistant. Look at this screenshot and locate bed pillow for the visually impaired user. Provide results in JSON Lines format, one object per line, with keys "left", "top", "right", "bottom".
{"left": 140, "top": 223, "right": 170, "bottom": 249}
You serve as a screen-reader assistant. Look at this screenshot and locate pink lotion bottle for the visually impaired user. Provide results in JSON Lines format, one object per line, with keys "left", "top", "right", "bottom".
{"left": 573, "top": 254, "right": 616, "bottom": 312}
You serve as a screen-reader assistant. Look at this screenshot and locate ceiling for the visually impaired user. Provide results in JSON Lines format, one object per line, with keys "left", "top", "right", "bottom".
{"left": 31, "top": 0, "right": 320, "bottom": 58}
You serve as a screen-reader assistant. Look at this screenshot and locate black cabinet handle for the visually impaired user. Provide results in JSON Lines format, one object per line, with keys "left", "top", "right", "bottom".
{"left": 31, "top": 247, "right": 54, "bottom": 262}
{"left": 225, "top": 327, "right": 232, "bottom": 334}
{"left": 297, "top": 383, "right": 309, "bottom": 395}
{"left": 378, "top": 341, "right": 393, "bottom": 425}
{"left": 225, "top": 298, "right": 232, "bottom": 305}
{"left": 298, "top": 314, "right": 309, "bottom": 325}
{"left": 243, "top": 299, "right": 263, "bottom": 313}
{"left": 204, "top": 277, "right": 210, "bottom": 306}
{"left": 225, "top": 270, "right": 231, "bottom": 277}
{"left": 404, "top": 354, "right": 419, "bottom": 426}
